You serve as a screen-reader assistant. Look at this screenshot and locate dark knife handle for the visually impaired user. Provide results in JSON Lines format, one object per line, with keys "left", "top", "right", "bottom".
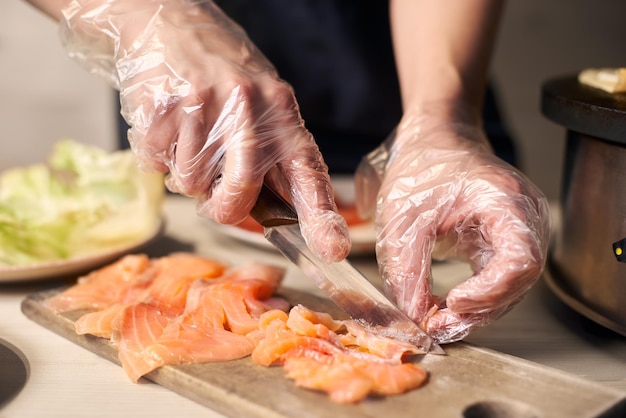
{"left": 250, "top": 184, "right": 299, "bottom": 228}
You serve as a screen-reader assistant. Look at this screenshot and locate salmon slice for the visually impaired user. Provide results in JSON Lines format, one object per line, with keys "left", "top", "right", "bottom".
{"left": 65, "top": 256, "right": 289, "bottom": 382}
{"left": 50, "top": 252, "right": 227, "bottom": 339}
{"left": 46, "top": 252, "right": 226, "bottom": 314}
{"left": 222, "top": 263, "right": 290, "bottom": 317}
{"left": 339, "top": 319, "right": 424, "bottom": 361}
{"left": 148, "top": 324, "right": 255, "bottom": 368}
{"left": 181, "top": 263, "right": 290, "bottom": 334}
{"left": 284, "top": 355, "right": 373, "bottom": 403}
{"left": 252, "top": 327, "right": 346, "bottom": 367}
{"left": 47, "top": 253, "right": 429, "bottom": 402}
{"left": 285, "top": 305, "right": 344, "bottom": 340}
{"left": 251, "top": 304, "right": 428, "bottom": 403}
{"left": 115, "top": 302, "right": 257, "bottom": 382}
{"left": 133, "top": 252, "right": 226, "bottom": 315}
{"left": 74, "top": 304, "right": 124, "bottom": 338}
{"left": 270, "top": 305, "right": 422, "bottom": 362}
{"left": 115, "top": 303, "right": 170, "bottom": 382}
{"left": 188, "top": 281, "right": 268, "bottom": 335}
{"left": 283, "top": 355, "right": 427, "bottom": 404}
{"left": 45, "top": 254, "right": 153, "bottom": 312}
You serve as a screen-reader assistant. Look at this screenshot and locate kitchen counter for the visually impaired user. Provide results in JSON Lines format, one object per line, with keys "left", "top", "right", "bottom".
{"left": 1, "top": 196, "right": 625, "bottom": 417}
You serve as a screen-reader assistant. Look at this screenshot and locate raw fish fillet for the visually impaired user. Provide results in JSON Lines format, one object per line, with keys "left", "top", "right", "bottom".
{"left": 252, "top": 305, "right": 428, "bottom": 403}
{"left": 115, "top": 263, "right": 290, "bottom": 382}
{"left": 46, "top": 253, "right": 428, "bottom": 403}
{"left": 74, "top": 304, "right": 124, "bottom": 338}
{"left": 45, "top": 253, "right": 226, "bottom": 313}
{"left": 115, "top": 302, "right": 256, "bottom": 382}
{"left": 45, "top": 254, "right": 154, "bottom": 312}
{"left": 47, "top": 254, "right": 287, "bottom": 382}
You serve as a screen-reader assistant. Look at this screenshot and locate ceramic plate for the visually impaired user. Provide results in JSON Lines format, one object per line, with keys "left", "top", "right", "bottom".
{"left": 0, "top": 220, "right": 164, "bottom": 283}
{"left": 208, "top": 176, "right": 376, "bottom": 255}
{"left": 209, "top": 220, "right": 376, "bottom": 256}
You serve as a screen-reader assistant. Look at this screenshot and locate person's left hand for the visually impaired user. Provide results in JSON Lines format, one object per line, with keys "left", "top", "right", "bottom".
{"left": 356, "top": 114, "right": 551, "bottom": 343}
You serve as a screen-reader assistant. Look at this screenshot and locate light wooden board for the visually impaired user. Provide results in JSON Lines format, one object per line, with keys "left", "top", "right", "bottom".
{"left": 22, "top": 287, "right": 626, "bottom": 418}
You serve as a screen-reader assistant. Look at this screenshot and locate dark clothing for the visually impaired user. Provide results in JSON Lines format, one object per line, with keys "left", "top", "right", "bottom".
{"left": 214, "top": 1, "right": 402, "bottom": 174}
{"left": 118, "top": 1, "right": 517, "bottom": 172}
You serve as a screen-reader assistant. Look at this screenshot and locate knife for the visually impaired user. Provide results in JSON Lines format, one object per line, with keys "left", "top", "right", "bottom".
{"left": 250, "top": 183, "right": 444, "bottom": 355}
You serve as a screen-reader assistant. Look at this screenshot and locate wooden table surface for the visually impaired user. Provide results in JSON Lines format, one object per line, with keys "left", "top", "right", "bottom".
{"left": 1, "top": 196, "right": 625, "bottom": 417}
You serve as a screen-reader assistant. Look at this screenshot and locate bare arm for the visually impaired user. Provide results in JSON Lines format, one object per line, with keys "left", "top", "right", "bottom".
{"left": 23, "top": 0, "right": 70, "bottom": 21}
{"left": 362, "top": 1, "right": 550, "bottom": 344}
{"left": 389, "top": 0, "right": 504, "bottom": 126}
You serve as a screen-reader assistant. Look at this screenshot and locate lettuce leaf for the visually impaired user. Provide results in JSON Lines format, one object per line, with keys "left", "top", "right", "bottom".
{"left": 0, "top": 140, "right": 165, "bottom": 266}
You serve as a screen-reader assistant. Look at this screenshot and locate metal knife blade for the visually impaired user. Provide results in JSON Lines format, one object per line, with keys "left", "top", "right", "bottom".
{"left": 250, "top": 183, "right": 444, "bottom": 355}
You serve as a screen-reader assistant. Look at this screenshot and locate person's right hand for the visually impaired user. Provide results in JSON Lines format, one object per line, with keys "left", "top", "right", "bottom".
{"left": 59, "top": 0, "right": 351, "bottom": 262}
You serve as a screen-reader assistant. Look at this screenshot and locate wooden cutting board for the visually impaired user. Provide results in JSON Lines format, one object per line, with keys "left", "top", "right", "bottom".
{"left": 22, "top": 287, "right": 626, "bottom": 418}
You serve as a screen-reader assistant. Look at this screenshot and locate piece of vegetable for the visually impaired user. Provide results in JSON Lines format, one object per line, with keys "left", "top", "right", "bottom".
{"left": 0, "top": 140, "right": 165, "bottom": 266}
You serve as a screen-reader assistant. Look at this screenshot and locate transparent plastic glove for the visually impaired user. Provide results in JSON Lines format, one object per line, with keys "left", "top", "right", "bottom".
{"left": 59, "top": 0, "right": 350, "bottom": 262}
{"left": 356, "top": 115, "right": 551, "bottom": 343}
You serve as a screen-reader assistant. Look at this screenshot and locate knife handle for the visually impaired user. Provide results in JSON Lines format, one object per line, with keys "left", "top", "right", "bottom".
{"left": 250, "top": 184, "right": 299, "bottom": 228}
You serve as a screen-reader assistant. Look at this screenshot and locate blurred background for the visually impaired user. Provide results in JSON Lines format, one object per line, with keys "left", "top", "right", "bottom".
{"left": 1, "top": 0, "right": 625, "bottom": 201}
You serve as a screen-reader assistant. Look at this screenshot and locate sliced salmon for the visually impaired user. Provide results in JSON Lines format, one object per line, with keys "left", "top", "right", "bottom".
{"left": 251, "top": 304, "right": 428, "bottom": 403}
{"left": 74, "top": 303, "right": 124, "bottom": 338}
{"left": 115, "top": 302, "right": 170, "bottom": 382}
{"left": 134, "top": 252, "right": 227, "bottom": 315}
{"left": 115, "top": 302, "right": 257, "bottom": 382}
{"left": 45, "top": 254, "right": 153, "bottom": 312}
{"left": 50, "top": 254, "right": 287, "bottom": 382}
{"left": 112, "top": 262, "right": 286, "bottom": 382}
{"left": 47, "top": 253, "right": 428, "bottom": 403}
{"left": 283, "top": 355, "right": 427, "bottom": 404}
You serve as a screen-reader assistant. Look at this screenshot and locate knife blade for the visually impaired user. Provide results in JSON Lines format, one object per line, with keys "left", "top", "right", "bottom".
{"left": 250, "top": 183, "right": 444, "bottom": 355}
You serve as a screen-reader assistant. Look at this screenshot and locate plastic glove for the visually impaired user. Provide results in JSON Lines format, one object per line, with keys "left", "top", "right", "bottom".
{"left": 355, "top": 113, "right": 551, "bottom": 344}
{"left": 59, "top": 0, "right": 350, "bottom": 262}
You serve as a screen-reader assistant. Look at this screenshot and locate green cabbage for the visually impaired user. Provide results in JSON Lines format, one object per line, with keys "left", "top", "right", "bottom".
{"left": 0, "top": 140, "right": 165, "bottom": 266}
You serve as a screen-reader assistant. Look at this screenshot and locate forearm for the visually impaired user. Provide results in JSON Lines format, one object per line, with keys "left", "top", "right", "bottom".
{"left": 23, "top": 0, "right": 71, "bottom": 21}
{"left": 389, "top": 0, "right": 504, "bottom": 126}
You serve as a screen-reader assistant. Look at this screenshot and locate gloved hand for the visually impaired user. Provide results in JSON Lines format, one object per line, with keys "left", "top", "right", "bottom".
{"left": 356, "top": 112, "right": 551, "bottom": 344}
{"left": 59, "top": 0, "right": 350, "bottom": 262}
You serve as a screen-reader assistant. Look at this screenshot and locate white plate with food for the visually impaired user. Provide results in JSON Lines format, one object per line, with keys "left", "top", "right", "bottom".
{"left": 207, "top": 176, "right": 377, "bottom": 256}
{"left": 0, "top": 220, "right": 164, "bottom": 282}
{"left": 0, "top": 140, "right": 166, "bottom": 282}
{"left": 209, "top": 218, "right": 376, "bottom": 256}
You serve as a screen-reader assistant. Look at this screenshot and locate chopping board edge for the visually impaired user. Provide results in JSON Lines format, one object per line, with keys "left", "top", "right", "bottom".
{"left": 20, "top": 287, "right": 626, "bottom": 418}
{"left": 19, "top": 288, "right": 399, "bottom": 418}
{"left": 19, "top": 290, "right": 314, "bottom": 418}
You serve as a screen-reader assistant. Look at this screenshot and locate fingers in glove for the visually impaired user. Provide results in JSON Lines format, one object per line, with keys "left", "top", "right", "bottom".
{"left": 375, "top": 196, "right": 441, "bottom": 321}
{"left": 281, "top": 136, "right": 352, "bottom": 264}
{"left": 423, "top": 302, "right": 515, "bottom": 344}
{"left": 428, "top": 186, "right": 549, "bottom": 343}
{"left": 445, "top": 195, "right": 550, "bottom": 314}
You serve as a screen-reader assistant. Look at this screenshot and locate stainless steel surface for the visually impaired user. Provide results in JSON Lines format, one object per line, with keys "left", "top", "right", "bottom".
{"left": 250, "top": 184, "right": 440, "bottom": 354}
{"left": 548, "top": 131, "right": 626, "bottom": 335}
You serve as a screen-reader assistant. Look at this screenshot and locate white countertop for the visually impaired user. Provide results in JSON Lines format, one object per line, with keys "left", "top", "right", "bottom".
{"left": 1, "top": 196, "right": 625, "bottom": 417}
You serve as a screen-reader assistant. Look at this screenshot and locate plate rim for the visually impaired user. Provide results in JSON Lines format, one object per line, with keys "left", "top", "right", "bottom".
{"left": 208, "top": 219, "right": 376, "bottom": 256}
{"left": 0, "top": 219, "right": 165, "bottom": 283}
{"left": 206, "top": 175, "right": 376, "bottom": 255}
